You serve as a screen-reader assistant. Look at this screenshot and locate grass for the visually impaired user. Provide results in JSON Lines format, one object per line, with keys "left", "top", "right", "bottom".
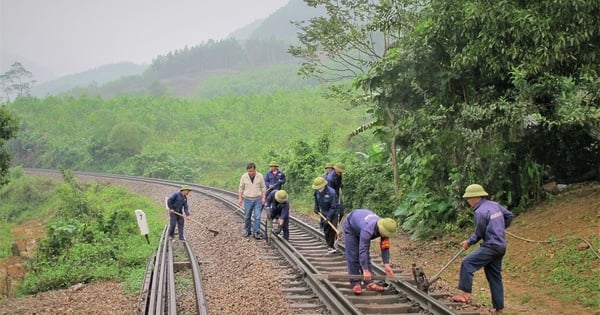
{"left": 0, "top": 174, "right": 167, "bottom": 297}
{"left": 0, "top": 222, "right": 12, "bottom": 258}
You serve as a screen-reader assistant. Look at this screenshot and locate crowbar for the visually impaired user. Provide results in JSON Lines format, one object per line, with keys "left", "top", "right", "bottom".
{"left": 412, "top": 247, "right": 465, "bottom": 292}
{"left": 172, "top": 211, "right": 219, "bottom": 237}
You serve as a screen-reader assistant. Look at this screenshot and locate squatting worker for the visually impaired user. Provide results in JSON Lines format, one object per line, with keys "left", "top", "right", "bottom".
{"left": 238, "top": 162, "right": 267, "bottom": 239}
{"left": 312, "top": 176, "right": 340, "bottom": 254}
{"left": 451, "top": 184, "right": 514, "bottom": 315}
{"left": 167, "top": 185, "right": 191, "bottom": 241}
{"left": 342, "top": 209, "right": 397, "bottom": 295}
{"left": 264, "top": 189, "right": 290, "bottom": 240}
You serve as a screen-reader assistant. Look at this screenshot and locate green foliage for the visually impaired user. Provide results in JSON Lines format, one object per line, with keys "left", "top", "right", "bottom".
{"left": 192, "top": 64, "right": 320, "bottom": 99}
{"left": 0, "top": 175, "right": 57, "bottom": 223}
{"left": 12, "top": 174, "right": 165, "bottom": 295}
{"left": 107, "top": 122, "right": 150, "bottom": 158}
{"left": 0, "top": 105, "right": 19, "bottom": 185}
{"left": 0, "top": 221, "right": 11, "bottom": 258}
{"left": 7, "top": 89, "right": 363, "bottom": 189}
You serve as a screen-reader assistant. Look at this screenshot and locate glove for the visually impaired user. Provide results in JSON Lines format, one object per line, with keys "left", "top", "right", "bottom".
{"left": 314, "top": 208, "right": 319, "bottom": 214}
{"left": 273, "top": 224, "right": 282, "bottom": 235}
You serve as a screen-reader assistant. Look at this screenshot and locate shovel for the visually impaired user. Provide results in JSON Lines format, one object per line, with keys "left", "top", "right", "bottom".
{"left": 412, "top": 247, "right": 464, "bottom": 293}
{"left": 173, "top": 211, "right": 219, "bottom": 237}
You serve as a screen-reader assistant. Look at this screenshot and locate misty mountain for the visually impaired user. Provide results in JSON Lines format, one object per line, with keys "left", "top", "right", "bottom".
{"left": 31, "top": 62, "right": 147, "bottom": 97}
{"left": 24, "top": 0, "right": 323, "bottom": 98}
{"left": 231, "top": 0, "right": 323, "bottom": 41}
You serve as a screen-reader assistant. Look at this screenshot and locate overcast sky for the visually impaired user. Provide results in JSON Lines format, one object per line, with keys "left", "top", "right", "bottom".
{"left": 0, "top": 0, "right": 289, "bottom": 78}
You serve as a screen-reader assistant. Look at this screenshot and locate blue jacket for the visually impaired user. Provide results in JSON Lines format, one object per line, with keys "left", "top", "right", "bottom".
{"left": 265, "top": 189, "right": 290, "bottom": 220}
{"left": 313, "top": 186, "right": 339, "bottom": 219}
{"left": 467, "top": 199, "right": 514, "bottom": 248}
{"left": 265, "top": 170, "right": 286, "bottom": 190}
{"left": 344, "top": 209, "right": 391, "bottom": 266}
{"left": 167, "top": 191, "right": 189, "bottom": 216}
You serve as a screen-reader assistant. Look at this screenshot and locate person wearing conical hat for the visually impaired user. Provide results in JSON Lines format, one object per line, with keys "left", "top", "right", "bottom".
{"left": 451, "top": 184, "right": 514, "bottom": 315}
{"left": 342, "top": 209, "right": 397, "bottom": 295}
{"left": 325, "top": 162, "right": 346, "bottom": 220}
{"left": 265, "top": 160, "right": 286, "bottom": 191}
{"left": 167, "top": 185, "right": 192, "bottom": 241}
{"left": 264, "top": 189, "right": 290, "bottom": 240}
{"left": 312, "top": 176, "right": 340, "bottom": 254}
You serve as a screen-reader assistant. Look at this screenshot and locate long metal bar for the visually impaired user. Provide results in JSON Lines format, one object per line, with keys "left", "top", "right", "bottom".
{"left": 184, "top": 241, "right": 209, "bottom": 315}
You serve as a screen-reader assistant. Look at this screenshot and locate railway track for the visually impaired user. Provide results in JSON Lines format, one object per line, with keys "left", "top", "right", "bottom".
{"left": 25, "top": 169, "right": 480, "bottom": 315}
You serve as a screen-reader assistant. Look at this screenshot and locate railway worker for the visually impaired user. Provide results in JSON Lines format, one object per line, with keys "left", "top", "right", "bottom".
{"left": 312, "top": 177, "right": 340, "bottom": 254}
{"left": 167, "top": 185, "right": 191, "bottom": 241}
{"left": 322, "top": 162, "right": 335, "bottom": 179}
{"left": 342, "top": 209, "right": 397, "bottom": 295}
{"left": 265, "top": 160, "right": 286, "bottom": 191}
{"left": 265, "top": 189, "right": 290, "bottom": 240}
{"left": 316, "top": 162, "right": 335, "bottom": 231}
{"left": 325, "top": 162, "right": 345, "bottom": 221}
{"left": 451, "top": 184, "right": 514, "bottom": 315}
{"left": 238, "top": 162, "right": 267, "bottom": 239}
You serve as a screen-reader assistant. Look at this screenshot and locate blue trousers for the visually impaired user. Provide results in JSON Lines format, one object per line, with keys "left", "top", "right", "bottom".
{"left": 342, "top": 219, "right": 374, "bottom": 286}
{"left": 168, "top": 212, "right": 185, "bottom": 240}
{"left": 458, "top": 245, "right": 506, "bottom": 310}
{"left": 243, "top": 197, "right": 262, "bottom": 236}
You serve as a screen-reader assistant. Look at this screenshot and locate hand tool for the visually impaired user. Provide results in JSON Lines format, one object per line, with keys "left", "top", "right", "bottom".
{"left": 317, "top": 211, "right": 340, "bottom": 235}
{"left": 412, "top": 247, "right": 464, "bottom": 292}
{"left": 172, "top": 211, "right": 219, "bottom": 236}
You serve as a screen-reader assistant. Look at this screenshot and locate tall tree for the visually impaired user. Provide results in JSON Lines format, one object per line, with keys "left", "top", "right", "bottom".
{"left": 289, "top": 0, "right": 421, "bottom": 194}
{"left": 0, "top": 62, "right": 36, "bottom": 102}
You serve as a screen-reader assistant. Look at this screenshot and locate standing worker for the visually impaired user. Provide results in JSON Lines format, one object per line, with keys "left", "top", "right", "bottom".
{"left": 312, "top": 177, "right": 340, "bottom": 254}
{"left": 342, "top": 209, "right": 397, "bottom": 295}
{"left": 238, "top": 162, "right": 267, "bottom": 239}
{"left": 451, "top": 184, "right": 514, "bottom": 315}
{"left": 326, "top": 162, "right": 345, "bottom": 220}
{"left": 265, "top": 160, "right": 286, "bottom": 191}
{"left": 318, "top": 162, "right": 335, "bottom": 230}
{"left": 167, "top": 185, "right": 192, "bottom": 241}
{"left": 265, "top": 189, "right": 291, "bottom": 241}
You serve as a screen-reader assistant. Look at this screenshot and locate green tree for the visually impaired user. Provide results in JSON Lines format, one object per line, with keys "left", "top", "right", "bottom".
{"left": 0, "top": 107, "right": 19, "bottom": 186}
{"left": 290, "top": 0, "right": 421, "bottom": 194}
{"left": 0, "top": 62, "right": 36, "bottom": 103}
{"left": 107, "top": 122, "right": 149, "bottom": 158}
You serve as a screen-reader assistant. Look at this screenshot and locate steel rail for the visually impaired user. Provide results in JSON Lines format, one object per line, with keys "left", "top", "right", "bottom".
{"left": 183, "top": 241, "right": 209, "bottom": 315}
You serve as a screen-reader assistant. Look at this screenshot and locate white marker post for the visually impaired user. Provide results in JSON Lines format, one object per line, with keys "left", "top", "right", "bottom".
{"left": 135, "top": 209, "right": 150, "bottom": 244}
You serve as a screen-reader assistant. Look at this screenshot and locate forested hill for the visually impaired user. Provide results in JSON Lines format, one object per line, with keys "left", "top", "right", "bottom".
{"left": 31, "top": 0, "right": 320, "bottom": 99}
